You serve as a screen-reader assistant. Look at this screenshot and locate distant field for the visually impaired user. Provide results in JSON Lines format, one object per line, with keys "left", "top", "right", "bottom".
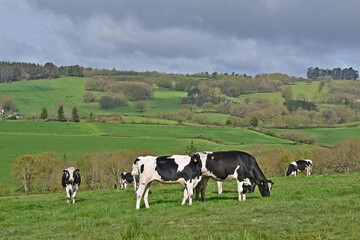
{"left": 1, "top": 173, "right": 360, "bottom": 239}
{"left": 272, "top": 126, "right": 360, "bottom": 146}
{"left": 0, "top": 121, "right": 296, "bottom": 182}
{"left": 0, "top": 78, "right": 186, "bottom": 117}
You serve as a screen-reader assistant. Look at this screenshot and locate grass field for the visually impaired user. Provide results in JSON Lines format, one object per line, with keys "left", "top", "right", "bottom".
{"left": 0, "top": 78, "right": 186, "bottom": 117}
{"left": 1, "top": 173, "right": 359, "bottom": 239}
{"left": 272, "top": 126, "right": 360, "bottom": 146}
{"left": 0, "top": 120, "right": 297, "bottom": 182}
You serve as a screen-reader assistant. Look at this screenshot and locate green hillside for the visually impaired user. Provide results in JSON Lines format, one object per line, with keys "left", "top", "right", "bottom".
{"left": 0, "top": 120, "right": 297, "bottom": 182}
{"left": 1, "top": 173, "right": 360, "bottom": 239}
{"left": 0, "top": 77, "right": 187, "bottom": 117}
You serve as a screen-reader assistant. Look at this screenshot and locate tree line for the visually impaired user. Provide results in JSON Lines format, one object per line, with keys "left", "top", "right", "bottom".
{"left": 307, "top": 67, "right": 359, "bottom": 80}
{"left": 0, "top": 61, "right": 84, "bottom": 83}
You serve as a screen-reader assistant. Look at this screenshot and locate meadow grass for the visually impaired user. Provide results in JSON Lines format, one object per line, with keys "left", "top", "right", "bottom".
{"left": 0, "top": 121, "right": 295, "bottom": 182}
{"left": 1, "top": 173, "right": 359, "bottom": 239}
{"left": 272, "top": 126, "right": 360, "bottom": 146}
{"left": 0, "top": 78, "right": 186, "bottom": 117}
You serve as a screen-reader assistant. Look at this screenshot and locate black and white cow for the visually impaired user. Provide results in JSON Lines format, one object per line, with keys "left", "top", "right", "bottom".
{"left": 286, "top": 159, "right": 313, "bottom": 176}
{"left": 120, "top": 172, "right": 139, "bottom": 191}
{"left": 216, "top": 180, "right": 256, "bottom": 195}
{"left": 131, "top": 154, "right": 203, "bottom": 209}
{"left": 62, "top": 167, "right": 81, "bottom": 204}
{"left": 195, "top": 151, "right": 273, "bottom": 202}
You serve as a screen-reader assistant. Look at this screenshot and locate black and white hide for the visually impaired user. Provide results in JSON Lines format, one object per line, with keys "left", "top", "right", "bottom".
{"left": 195, "top": 151, "right": 273, "bottom": 202}
{"left": 131, "top": 154, "right": 203, "bottom": 209}
{"left": 120, "top": 172, "right": 139, "bottom": 191}
{"left": 286, "top": 159, "right": 313, "bottom": 176}
{"left": 62, "top": 167, "right": 81, "bottom": 204}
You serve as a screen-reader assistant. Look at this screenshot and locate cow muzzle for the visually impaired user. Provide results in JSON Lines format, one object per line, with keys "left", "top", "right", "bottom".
{"left": 202, "top": 168, "right": 207, "bottom": 172}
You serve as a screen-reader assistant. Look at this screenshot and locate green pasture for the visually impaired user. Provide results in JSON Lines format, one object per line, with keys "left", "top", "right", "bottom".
{"left": 0, "top": 121, "right": 296, "bottom": 182}
{"left": 0, "top": 78, "right": 186, "bottom": 117}
{"left": 272, "top": 126, "right": 360, "bottom": 146}
{"left": 1, "top": 173, "right": 359, "bottom": 239}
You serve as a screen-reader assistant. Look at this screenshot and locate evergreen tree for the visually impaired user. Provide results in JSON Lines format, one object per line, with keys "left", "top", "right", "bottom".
{"left": 40, "top": 107, "right": 48, "bottom": 120}
{"left": 57, "top": 105, "right": 65, "bottom": 121}
{"left": 72, "top": 107, "right": 80, "bottom": 122}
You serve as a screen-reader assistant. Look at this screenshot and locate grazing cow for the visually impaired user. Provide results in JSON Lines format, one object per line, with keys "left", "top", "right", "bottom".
{"left": 120, "top": 172, "right": 139, "bottom": 191}
{"left": 62, "top": 167, "right": 81, "bottom": 204}
{"left": 216, "top": 180, "right": 256, "bottom": 195}
{"left": 195, "top": 151, "right": 273, "bottom": 202}
{"left": 131, "top": 154, "right": 203, "bottom": 209}
{"left": 286, "top": 159, "right": 313, "bottom": 176}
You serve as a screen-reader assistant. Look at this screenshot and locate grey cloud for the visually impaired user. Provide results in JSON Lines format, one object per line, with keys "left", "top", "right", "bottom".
{"left": 2, "top": 0, "right": 360, "bottom": 77}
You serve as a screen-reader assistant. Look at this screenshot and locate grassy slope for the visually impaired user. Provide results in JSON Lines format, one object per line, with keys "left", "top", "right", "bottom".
{"left": 272, "top": 126, "right": 360, "bottom": 146}
{"left": 0, "top": 78, "right": 186, "bottom": 117}
{"left": 0, "top": 121, "right": 296, "bottom": 182}
{"left": 1, "top": 173, "right": 359, "bottom": 239}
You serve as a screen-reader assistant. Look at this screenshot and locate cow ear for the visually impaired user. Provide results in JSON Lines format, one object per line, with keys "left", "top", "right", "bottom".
{"left": 63, "top": 170, "right": 67, "bottom": 174}
{"left": 260, "top": 181, "right": 264, "bottom": 186}
{"left": 211, "top": 155, "right": 215, "bottom": 160}
{"left": 75, "top": 169, "right": 80, "bottom": 173}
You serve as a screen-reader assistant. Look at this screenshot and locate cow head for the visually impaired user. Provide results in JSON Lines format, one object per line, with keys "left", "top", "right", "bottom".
{"left": 190, "top": 153, "right": 202, "bottom": 168}
{"left": 62, "top": 167, "right": 81, "bottom": 187}
{"left": 195, "top": 152, "right": 212, "bottom": 172}
{"left": 258, "top": 179, "right": 274, "bottom": 197}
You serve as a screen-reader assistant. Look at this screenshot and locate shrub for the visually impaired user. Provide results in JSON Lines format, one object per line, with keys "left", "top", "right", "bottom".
{"left": 83, "top": 91, "right": 96, "bottom": 103}
{"left": 99, "top": 96, "right": 115, "bottom": 109}
{"left": 283, "top": 131, "right": 307, "bottom": 144}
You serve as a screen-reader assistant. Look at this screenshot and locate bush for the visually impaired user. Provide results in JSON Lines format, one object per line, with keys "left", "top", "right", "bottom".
{"left": 283, "top": 131, "right": 307, "bottom": 144}
{"left": 312, "top": 139, "right": 360, "bottom": 174}
{"left": 83, "top": 91, "right": 96, "bottom": 103}
{"left": 99, "top": 96, "right": 115, "bottom": 109}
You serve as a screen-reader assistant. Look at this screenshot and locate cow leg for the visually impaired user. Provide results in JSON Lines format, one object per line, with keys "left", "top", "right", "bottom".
{"left": 143, "top": 183, "right": 151, "bottom": 209}
{"left": 237, "top": 180, "right": 245, "bottom": 201}
{"left": 136, "top": 183, "right": 147, "bottom": 209}
{"left": 195, "top": 177, "right": 209, "bottom": 202}
{"left": 182, "top": 188, "right": 188, "bottom": 205}
{"left": 133, "top": 177, "right": 137, "bottom": 192}
{"left": 217, "top": 181, "right": 223, "bottom": 194}
{"left": 66, "top": 186, "right": 71, "bottom": 204}
{"left": 72, "top": 185, "right": 78, "bottom": 204}
{"left": 186, "top": 182, "right": 194, "bottom": 206}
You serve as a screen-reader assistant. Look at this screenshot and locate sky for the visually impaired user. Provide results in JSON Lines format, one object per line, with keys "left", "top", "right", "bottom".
{"left": 1, "top": 0, "right": 360, "bottom": 77}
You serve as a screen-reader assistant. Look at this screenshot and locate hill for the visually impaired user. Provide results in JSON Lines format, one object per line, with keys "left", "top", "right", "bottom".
{"left": 1, "top": 173, "right": 360, "bottom": 239}
{"left": 0, "top": 120, "right": 297, "bottom": 182}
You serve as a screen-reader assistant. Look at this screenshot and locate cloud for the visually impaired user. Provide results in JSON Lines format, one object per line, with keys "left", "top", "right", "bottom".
{"left": 1, "top": 0, "right": 360, "bottom": 77}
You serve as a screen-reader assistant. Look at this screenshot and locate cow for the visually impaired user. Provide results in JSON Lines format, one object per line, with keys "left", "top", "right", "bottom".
{"left": 131, "top": 154, "right": 203, "bottom": 209}
{"left": 120, "top": 172, "right": 139, "bottom": 191}
{"left": 216, "top": 180, "right": 256, "bottom": 195}
{"left": 195, "top": 151, "right": 273, "bottom": 202}
{"left": 62, "top": 167, "right": 81, "bottom": 204}
{"left": 286, "top": 159, "right": 313, "bottom": 176}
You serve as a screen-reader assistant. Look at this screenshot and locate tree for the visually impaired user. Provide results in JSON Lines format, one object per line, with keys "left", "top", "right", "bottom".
{"left": 44, "top": 62, "right": 58, "bottom": 79}
{"left": 40, "top": 107, "right": 48, "bottom": 120}
{"left": 135, "top": 101, "right": 146, "bottom": 113}
{"left": 250, "top": 116, "right": 258, "bottom": 127}
{"left": 72, "top": 107, "right": 80, "bottom": 122}
{"left": 57, "top": 105, "right": 65, "bottom": 121}
{"left": 282, "top": 86, "right": 293, "bottom": 100}
{"left": 12, "top": 155, "right": 39, "bottom": 192}
{"left": 83, "top": 92, "right": 96, "bottom": 103}
{"left": 0, "top": 95, "right": 17, "bottom": 112}
{"left": 99, "top": 96, "right": 115, "bottom": 109}
{"left": 185, "top": 140, "right": 198, "bottom": 156}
